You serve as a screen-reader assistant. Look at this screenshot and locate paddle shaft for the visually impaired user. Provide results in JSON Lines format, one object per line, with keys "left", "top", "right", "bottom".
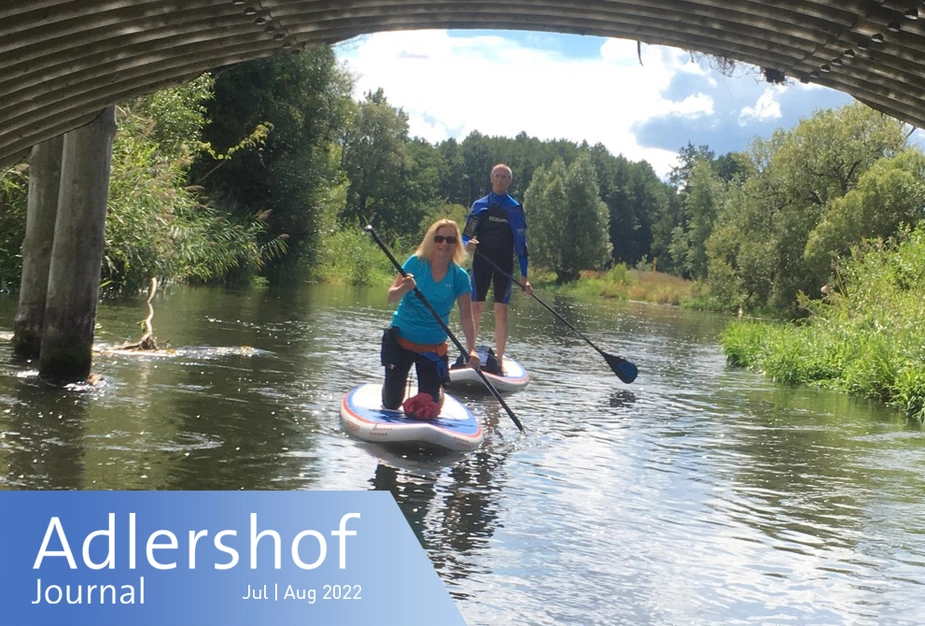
{"left": 365, "top": 225, "right": 525, "bottom": 433}
{"left": 473, "top": 248, "right": 636, "bottom": 378}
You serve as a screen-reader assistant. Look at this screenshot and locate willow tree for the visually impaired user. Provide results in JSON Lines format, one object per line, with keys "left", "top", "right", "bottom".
{"left": 804, "top": 148, "right": 925, "bottom": 279}
{"left": 705, "top": 102, "right": 912, "bottom": 315}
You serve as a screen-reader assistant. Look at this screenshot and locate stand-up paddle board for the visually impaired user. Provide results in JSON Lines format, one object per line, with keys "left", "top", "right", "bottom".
{"left": 340, "top": 383, "right": 483, "bottom": 452}
{"left": 449, "top": 354, "right": 529, "bottom": 393}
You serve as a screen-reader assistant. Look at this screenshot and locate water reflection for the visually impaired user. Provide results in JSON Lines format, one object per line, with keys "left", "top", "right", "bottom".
{"left": 2, "top": 374, "right": 86, "bottom": 489}
{"left": 715, "top": 388, "right": 895, "bottom": 545}
{"left": 2, "top": 287, "right": 925, "bottom": 625}
{"left": 366, "top": 428, "right": 512, "bottom": 597}
{"left": 608, "top": 389, "right": 637, "bottom": 410}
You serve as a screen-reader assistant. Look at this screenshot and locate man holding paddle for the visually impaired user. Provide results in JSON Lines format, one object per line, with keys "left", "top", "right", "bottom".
{"left": 462, "top": 163, "right": 533, "bottom": 373}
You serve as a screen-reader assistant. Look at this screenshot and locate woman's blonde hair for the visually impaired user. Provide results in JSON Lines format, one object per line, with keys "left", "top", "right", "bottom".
{"left": 415, "top": 219, "right": 466, "bottom": 265}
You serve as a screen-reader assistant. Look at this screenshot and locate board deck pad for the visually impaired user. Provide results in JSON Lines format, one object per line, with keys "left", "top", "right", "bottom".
{"left": 448, "top": 354, "right": 529, "bottom": 393}
{"left": 341, "top": 383, "right": 483, "bottom": 452}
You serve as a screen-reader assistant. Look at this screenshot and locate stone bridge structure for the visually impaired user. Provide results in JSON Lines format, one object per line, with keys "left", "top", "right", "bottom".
{"left": 3, "top": 0, "right": 924, "bottom": 380}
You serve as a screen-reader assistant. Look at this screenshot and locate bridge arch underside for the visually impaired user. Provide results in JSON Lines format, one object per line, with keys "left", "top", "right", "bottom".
{"left": 2, "top": 0, "right": 924, "bottom": 168}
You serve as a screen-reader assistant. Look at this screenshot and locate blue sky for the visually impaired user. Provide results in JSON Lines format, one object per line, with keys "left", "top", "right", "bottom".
{"left": 335, "top": 30, "right": 860, "bottom": 178}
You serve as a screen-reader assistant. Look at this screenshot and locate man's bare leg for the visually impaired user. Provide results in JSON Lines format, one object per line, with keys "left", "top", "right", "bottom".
{"left": 494, "top": 302, "right": 509, "bottom": 370}
{"left": 471, "top": 300, "right": 485, "bottom": 346}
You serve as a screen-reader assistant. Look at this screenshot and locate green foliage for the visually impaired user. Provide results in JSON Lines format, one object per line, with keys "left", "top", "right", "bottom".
{"left": 0, "top": 75, "right": 282, "bottom": 298}
{"left": 105, "top": 99, "right": 194, "bottom": 293}
{"left": 418, "top": 203, "right": 468, "bottom": 234}
{"left": 339, "top": 88, "right": 418, "bottom": 241}
{"left": 436, "top": 138, "right": 469, "bottom": 207}
{"left": 337, "top": 124, "right": 670, "bottom": 276}
{"left": 721, "top": 319, "right": 845, "bottom": 384}
{"left": 720, "top": 222, "right": 925, "bottom": 422}
{"left": 404, "top": 138, "right": 449, "bottom": 221}
{"left": 526, "top": 154, "right": 611, "bottom": 282}
{"left": 606, "top": 262, "right": 630, "bottom": 285}
{"left": 892, "top": 364, "right": 925, "bottom": 422}
{"left": 137, "top": 74, "right": 214, "bottom": 161}
{"left": 535, "top": 264, "right": 696, "bottom": 306}
{"left": 526, "top": 159, "right": 567, "bottom": 278}
{"left": 661, "top": 142, "right": 750, "bottom": 276}
{"left": 192, "top": 47, "right": 354, "bottom": 280}
{"left": 315, "top": 227, "right": 395, "bottom": 286}
{"left": 668, "top": 142, "right": 714, "bottom": 188}
{"left": 104, "top": 76, "right": 277, "bottom": 295}
{"left": 0, "top": 163, "right": 27, "bottom": 293}
{"left": 12, "top": 71, "right": 923, "bottom": 324}
{"left": 454, "top": 131, "right": 580, "bottom": 205}
{"left": 704, "top": 183, "right": 770, "bottom": 312}
{"left": 718, "top": 320, "right": 766, "bottom": 367}
{"left": 704, "top": 102, "right": 916, "bottom": 316}
{"left": 804, "top": 149, "right": 925, "bottom": 277}
{"left": 586, "top": 143, "right": 670, "bottom": 268}
{"left": 669, "top": 158, "right": 725, "bottom": 279}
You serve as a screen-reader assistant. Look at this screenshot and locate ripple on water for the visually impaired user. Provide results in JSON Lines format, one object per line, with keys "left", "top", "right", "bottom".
{"left": 3, "top": 288, "right": 925, "bottom": 624}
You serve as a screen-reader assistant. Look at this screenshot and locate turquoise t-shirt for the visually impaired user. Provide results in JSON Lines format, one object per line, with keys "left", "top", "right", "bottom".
{"left": 391, "top": 255, "right": 471, "bottom": 345}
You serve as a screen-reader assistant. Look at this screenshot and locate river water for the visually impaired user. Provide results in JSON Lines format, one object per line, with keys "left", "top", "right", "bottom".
{"left": 1, "top": 284, "right": 923, "bottom": 625}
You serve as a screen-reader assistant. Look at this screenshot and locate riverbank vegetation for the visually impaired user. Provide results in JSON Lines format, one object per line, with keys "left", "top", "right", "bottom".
{"left": 524, "top": 265, "right": 697, "bottom": 306}
{"left": 104, "top": 74, "right": 288, "bottom": 296}
{"left": 721, "top": 226, "right": 925, "bottom": 422}
{"left": 2, "top": 45, "right": 925, "bottom": 417}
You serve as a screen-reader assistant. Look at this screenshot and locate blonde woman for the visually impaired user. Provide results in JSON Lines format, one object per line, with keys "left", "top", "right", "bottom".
{"left": 381, "top": 219, "right": 481, "bottom": 410}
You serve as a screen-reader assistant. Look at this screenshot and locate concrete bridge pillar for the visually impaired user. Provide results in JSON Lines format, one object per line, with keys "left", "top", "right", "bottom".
{"left": 12, "top": 136, "right": 64, "bottom": 360}
{"left": 39, "top": 106, "right": 116, "bottom": 381}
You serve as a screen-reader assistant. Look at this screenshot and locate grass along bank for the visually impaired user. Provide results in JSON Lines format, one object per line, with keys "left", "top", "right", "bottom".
{"left": 529, "top": 263, "right": 699, "bottom": 307}
{"left": 719, "top": 225, "right": 925, "bottom": 423}
{"left": 318, "top": 232, "right": 701, "bottom": 308}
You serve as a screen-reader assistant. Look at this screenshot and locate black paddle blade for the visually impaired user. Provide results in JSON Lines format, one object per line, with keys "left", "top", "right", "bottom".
{"left": 605, "top": 352, "right": 638, "bottom": 384}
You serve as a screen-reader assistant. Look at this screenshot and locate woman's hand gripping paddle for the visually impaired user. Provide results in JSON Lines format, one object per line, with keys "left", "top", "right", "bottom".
{"left": 365, "top": 225, "right": 526, "bottom": 433}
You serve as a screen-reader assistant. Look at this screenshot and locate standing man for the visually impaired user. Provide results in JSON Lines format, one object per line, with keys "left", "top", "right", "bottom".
{"left": 462, "top": 163, "right": 533, "bottom": 372}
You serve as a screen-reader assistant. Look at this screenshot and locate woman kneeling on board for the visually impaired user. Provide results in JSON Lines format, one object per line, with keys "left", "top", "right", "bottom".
{"left": 381, "top": 219, "right": 481, "bottom": 411}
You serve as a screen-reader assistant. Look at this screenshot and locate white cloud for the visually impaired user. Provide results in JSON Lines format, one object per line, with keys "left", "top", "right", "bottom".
{"left": 738, "top": 88, "right": 783, "bottom": 124}
{"left": 335, "top": 30, "right": 856, "bottom": 178}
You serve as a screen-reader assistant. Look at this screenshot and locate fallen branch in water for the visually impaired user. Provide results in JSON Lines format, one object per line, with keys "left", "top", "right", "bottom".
{"left": 115, "top": 278, "right": 168, "bottom": 351}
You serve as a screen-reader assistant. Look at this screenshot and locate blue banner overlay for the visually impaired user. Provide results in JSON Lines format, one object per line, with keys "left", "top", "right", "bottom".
{"left": 0, "top": 491, "right": 466, "bottom": 626}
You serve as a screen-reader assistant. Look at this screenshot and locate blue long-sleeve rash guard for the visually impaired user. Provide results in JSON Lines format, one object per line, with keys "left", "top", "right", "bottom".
{"left": 463, "top": 192, "right": 529, "bottom": 277}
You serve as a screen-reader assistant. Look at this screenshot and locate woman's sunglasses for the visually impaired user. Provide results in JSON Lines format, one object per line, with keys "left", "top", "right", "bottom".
{"left": 433, "top": 235, "right": 458, "bottom": 245}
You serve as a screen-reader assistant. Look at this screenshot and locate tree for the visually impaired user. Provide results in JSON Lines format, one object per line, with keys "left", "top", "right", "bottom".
{"left": 0, "top": 162, "right": 28, "bottom": 293}
{"left": 106, "top": 74, "right": 280, "bottom": 294}
{"left": 460, "top": 131, "right": 499, "bottom": 206}
{"left": 586, "top": 144, "right": 669, "bottom": 269}
{"left": 617, "top": 160, "right": 667, "bottom": 269}
{"left": 402, "top": 138, "right": 447, "bottom": 233}
{"left": 668, "top": 142, "right": 715, "bottom": 190}
{"left": 192, "top": 47, "right": 353, "bottom": 279}
{"left": 526, "top": 155, "right": 611, "bottom": 282}
{"left": 437, "top": 137, "right": 469, "bottom": 207}
{"left": 339, "top": 88, "right": 416, "bottom": 240}
{"left": 705, "top": 184, "right": 772, "bottom": 311}
{"left": 662, "top": 144, "right": 748, "bottom": 276}
{"left": 804, "top": 148, "right": 925, "bottom": 277}
{"left": 669, "top": 158, "right": 724, "bottom": 279}
{"left": 704, "top": 102, "right": 912, "bottom": 315}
